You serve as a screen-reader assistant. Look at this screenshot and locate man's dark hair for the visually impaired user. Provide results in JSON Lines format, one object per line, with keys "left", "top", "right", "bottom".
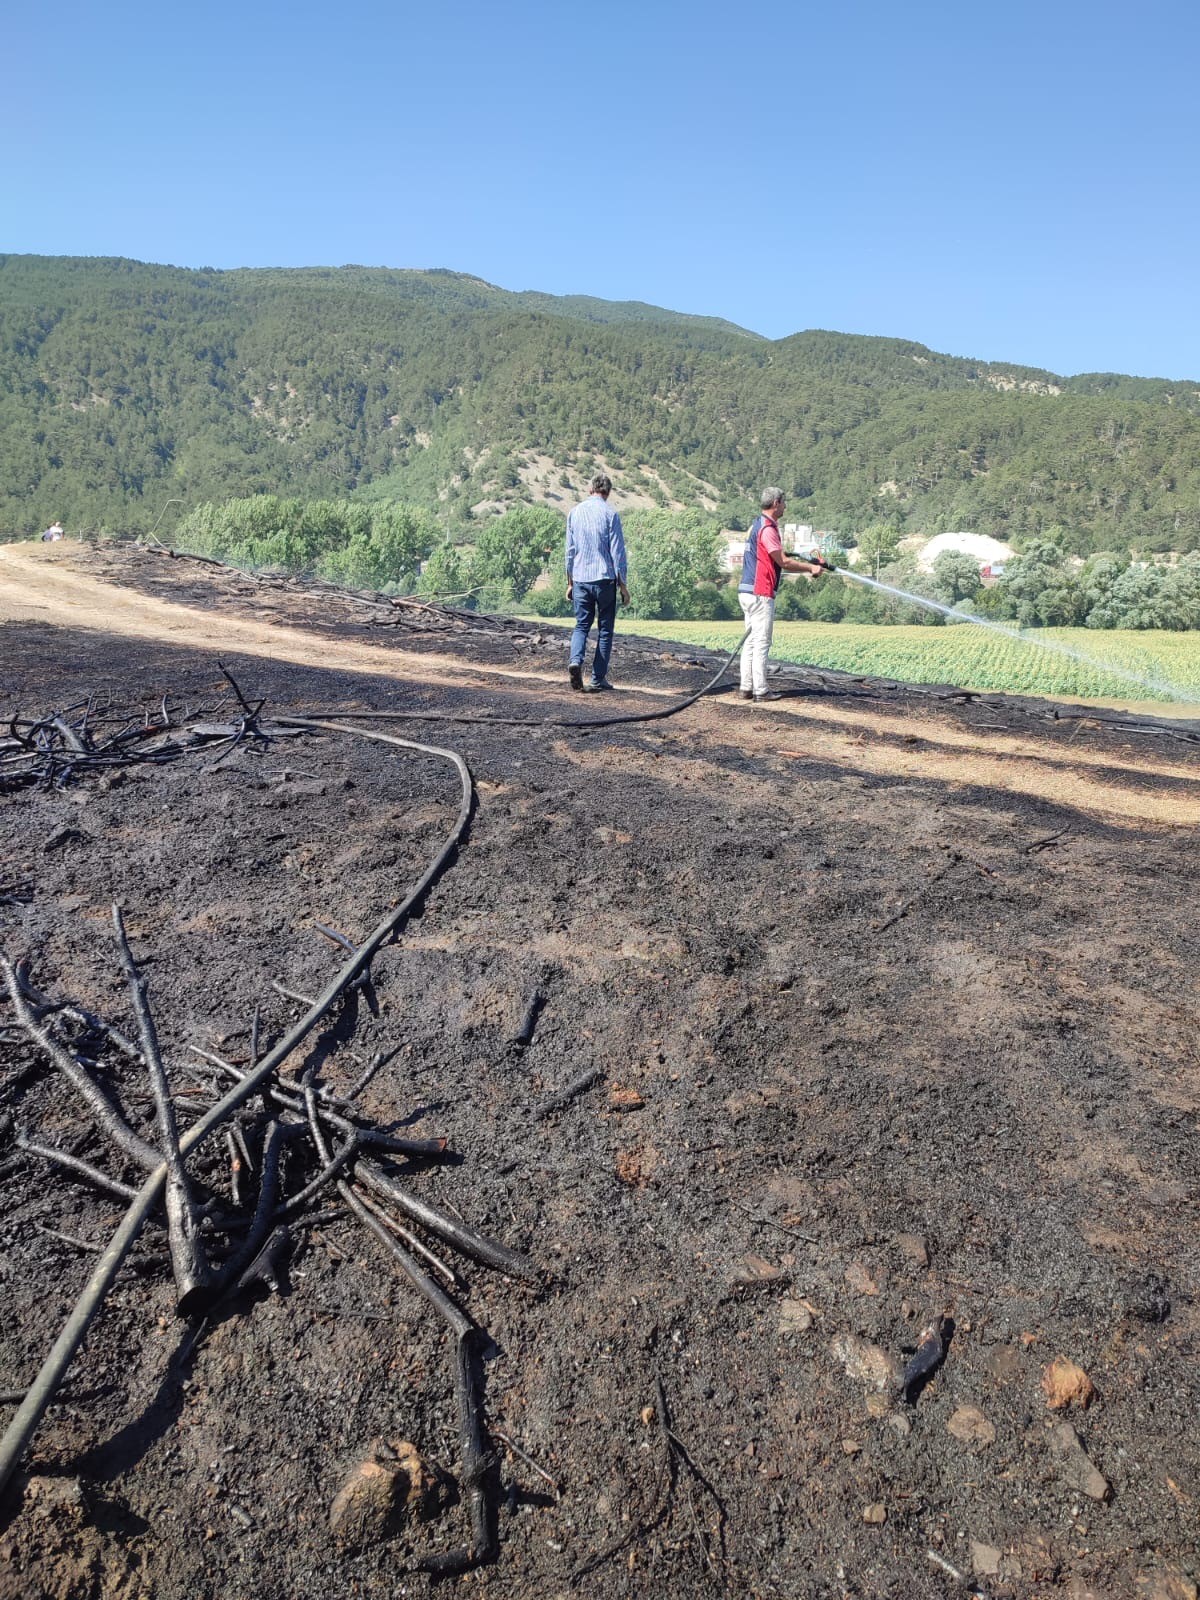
{"left": 590, "top": 474, "right": 613, "bottom": 496}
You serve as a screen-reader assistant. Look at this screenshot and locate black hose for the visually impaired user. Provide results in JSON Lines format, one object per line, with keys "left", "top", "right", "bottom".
{"left": 295, "top": 628, "right": 751, "bottom": 730}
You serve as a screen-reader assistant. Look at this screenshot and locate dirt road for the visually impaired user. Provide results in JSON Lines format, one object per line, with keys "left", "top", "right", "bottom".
{"left": 2, "top": 542, "right": 1198, "bottom": 1600}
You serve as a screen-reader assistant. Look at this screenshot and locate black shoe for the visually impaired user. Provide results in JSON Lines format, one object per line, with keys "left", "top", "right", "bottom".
{"left": 584, "top": 677, "right": 614, "bottom": 693}
{"left": 739, "top": 689, "right": 753, "bottom": 701}
{"left": 754, "top": 690, "right": 783, "bottom": 702}
{"left": 569, "top": 664, "right": 583, "bottom": 692}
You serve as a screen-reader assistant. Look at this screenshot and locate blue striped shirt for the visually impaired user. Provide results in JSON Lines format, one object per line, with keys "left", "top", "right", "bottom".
{"left": 565, "top": 495, "right": 627, "bottom": 584}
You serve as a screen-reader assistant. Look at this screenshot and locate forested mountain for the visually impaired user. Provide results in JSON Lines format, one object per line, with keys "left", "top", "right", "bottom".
{"left": 2, "top": 253, "right": 1199, "bottom": 553}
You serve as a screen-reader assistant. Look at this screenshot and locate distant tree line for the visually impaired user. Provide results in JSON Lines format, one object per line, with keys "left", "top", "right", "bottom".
{"left": 175, "top": 495, "right": 564, "bottom": 611}
{"left": 821, "top": 533, "right": 1200, "bottom": 631}
{"left": 177, "top": 494, "right": 1200, "bottom": 630}
{"left": 973, "top": 543, "right": 1200, "bottom": 631}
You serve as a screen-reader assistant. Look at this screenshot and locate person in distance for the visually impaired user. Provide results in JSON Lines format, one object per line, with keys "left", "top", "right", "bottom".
{"left": 565, "top": 473, "right": 630, "bottom": 693}
{"left": 737, "top": 488, "right": 826, "bottom": 702}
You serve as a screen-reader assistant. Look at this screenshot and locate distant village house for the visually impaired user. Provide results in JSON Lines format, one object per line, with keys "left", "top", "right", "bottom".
{"left": 720, "top": 522, "right": 838, "bottom": 573}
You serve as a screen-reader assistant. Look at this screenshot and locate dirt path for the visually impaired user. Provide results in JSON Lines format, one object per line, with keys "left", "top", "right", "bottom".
{"left": 0, "top": 541, "right": 625, "bottom": 701}
{"left": 2, "top": 541, "right": 1197, "bottom": 827}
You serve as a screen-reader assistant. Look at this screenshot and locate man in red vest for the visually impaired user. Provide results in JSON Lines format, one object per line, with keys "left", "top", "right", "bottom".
{"left": 737, "top": 489, "right": 826, "bottom": 701}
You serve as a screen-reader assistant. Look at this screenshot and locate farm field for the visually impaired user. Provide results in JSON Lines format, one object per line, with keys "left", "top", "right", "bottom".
{"left": 536, "top": 617, "right": 1200, "bottom": 708}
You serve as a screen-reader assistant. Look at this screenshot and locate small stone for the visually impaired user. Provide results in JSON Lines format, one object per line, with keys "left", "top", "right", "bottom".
{"left": 329, "top": 1440, "right": 447, "bottom": 1548}
{"left": 862, "top": 1502, "right": 887, "bottom": 1525}
{"left": 1049, "top": 1421, "right": 1111, "bottom": 1502}
{"left": 730, "top": 1254, "right": 784, "bottom": 1290}
{"left": 1042, "top": 1357, "right": 1098, "bottom": 1411}
{"left": 895, "top": 1233, "right": 930, "bottom": 1268}
{"left": 830, "top": 1333, "right": 902, "bottom": 1393}
{"left": 971, "top": 1541, "right": 1003, "bottom": 1577}
{"left": 1122, "top": 1272, "right": 1172, "bottom": 1324}
{"left": 609, "top": 1086, "right": 644, "bottom": 1112}
{"left": 22, "top": 1475, "right": 86, "bottom": 1522}
{"left": 330, "top": 1461, "right": 402, "bottom": 1547}
{"left": 841, "top": 1438, "right": 861, "bottom": 1455}
{"left": 947, "top": 1405, "right": 997, "bottom": 1449}
{"left": 640, "top": 1405, "right": 655, "bottom": 1426}
{"left": 779, "top": 1299, "right": 813, "bottom": 1334}
{"left": 845, "top": 1261, "right": 880, "bottom": 1296}
{"left": 886, "top": 1412, "right": 912, "bottom": 1439}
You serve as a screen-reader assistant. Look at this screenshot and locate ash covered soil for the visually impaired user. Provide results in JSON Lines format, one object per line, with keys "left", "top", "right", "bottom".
{"left": 1, "top": 543, "right": 1198, "bottom": 1600}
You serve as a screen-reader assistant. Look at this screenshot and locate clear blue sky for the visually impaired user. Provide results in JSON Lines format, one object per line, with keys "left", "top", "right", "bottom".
{"left": 4, "top": 0, "right": 1197, "bottom": 378}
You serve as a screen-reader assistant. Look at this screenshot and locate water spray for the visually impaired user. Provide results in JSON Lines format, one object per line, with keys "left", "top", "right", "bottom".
{"left": 810, "top": 558, "right": 1200, "bottom": 708}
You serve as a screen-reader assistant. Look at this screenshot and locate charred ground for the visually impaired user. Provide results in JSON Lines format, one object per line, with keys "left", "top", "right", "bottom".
{"left": 1, "top": 545, "right": 1198, "bottom": 1600}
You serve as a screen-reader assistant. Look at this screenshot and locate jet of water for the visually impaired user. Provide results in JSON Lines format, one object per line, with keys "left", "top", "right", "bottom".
{"left": 829, "top": 566, "right": 1200, "bottom": 707}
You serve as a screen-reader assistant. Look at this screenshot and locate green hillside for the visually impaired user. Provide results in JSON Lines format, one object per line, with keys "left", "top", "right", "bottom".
{"left": 2, "top": 253, "right": 1199, "bottom": 552}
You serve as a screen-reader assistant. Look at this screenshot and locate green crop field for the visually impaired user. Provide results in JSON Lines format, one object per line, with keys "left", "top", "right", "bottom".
{"left": 533, "top": 618, "right": 1200, "bottom": 708}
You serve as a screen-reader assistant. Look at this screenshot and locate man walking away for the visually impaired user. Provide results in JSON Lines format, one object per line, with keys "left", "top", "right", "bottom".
{"left": 737, "top": 488, "right": 826, "bottom": 702}
{"left": 565, "top": 474, "right": 629, "bottom": 692}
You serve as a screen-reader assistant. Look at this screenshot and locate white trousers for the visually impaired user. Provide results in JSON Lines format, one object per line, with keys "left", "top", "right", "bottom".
{"left": 738, "top": 592, "right": 775, "bottom": 696}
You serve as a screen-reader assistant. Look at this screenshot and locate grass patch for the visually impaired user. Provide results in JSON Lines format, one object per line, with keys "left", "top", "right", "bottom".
{"left": 530, "top": 617, "right": 1200, "bottom": 706}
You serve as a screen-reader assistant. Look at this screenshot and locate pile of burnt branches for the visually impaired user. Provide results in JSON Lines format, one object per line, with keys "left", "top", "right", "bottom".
{"left": 0, "top": 703, "right": 537, "bottom": 1572}
{"left": 0, "top": 907, "right": 536, "bottom": 1569}
{"left": 0, "top": 669, "right": 304, "bottom": 793}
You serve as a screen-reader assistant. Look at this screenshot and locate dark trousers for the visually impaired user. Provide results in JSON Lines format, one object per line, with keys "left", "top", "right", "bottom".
{"left": 569, "top": 578, "right": 617, "bottom": 682}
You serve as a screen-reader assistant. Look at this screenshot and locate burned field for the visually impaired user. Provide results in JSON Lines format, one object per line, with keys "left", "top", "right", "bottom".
{"left": 1, "top": 545, "right": 1199, "bottom": 1600}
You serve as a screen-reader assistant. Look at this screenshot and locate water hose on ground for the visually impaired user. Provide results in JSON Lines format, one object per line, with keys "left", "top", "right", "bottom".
{"left": 299, "top": 627, "right": 753, "bottom": 729}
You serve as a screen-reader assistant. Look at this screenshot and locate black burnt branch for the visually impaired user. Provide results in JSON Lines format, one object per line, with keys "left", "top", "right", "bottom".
{"left": 112, "top": 904, "right": 214, "bottom": 1312}
{"left": 0, "top": 705, "right": 537, "bottom": 1576}
{"left": 0, "top": 679, "right": 300, "bottom": 795}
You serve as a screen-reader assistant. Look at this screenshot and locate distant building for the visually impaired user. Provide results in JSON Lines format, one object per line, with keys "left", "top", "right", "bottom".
{"left": 916, "top": 531, "right": 1014, "bottom": 571}
{"left": 980, "top": 562, "right": 1007, "bottom": 587}
{"left": 795, "top": 531, "right": 843, "bottom": 561}
{"left": 720, "top": 533, "right": 746, "bottom": 573}
{"left": 720, "top": 524, "right": 840, "bottom": 574}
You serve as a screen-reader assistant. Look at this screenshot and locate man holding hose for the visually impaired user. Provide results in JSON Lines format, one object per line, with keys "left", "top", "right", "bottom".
{"left": 738, "top": 488, "right": 827, "bottom": 701}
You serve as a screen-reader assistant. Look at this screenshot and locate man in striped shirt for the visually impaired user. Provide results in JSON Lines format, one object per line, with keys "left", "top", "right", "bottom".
{"left": 565, "top": 474, "right": 630, "bottom": 692}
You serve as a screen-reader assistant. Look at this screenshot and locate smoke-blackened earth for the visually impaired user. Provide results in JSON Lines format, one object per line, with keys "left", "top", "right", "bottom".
{"left": 1, "top": 543, "right": 1197, "bottom": 1600}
